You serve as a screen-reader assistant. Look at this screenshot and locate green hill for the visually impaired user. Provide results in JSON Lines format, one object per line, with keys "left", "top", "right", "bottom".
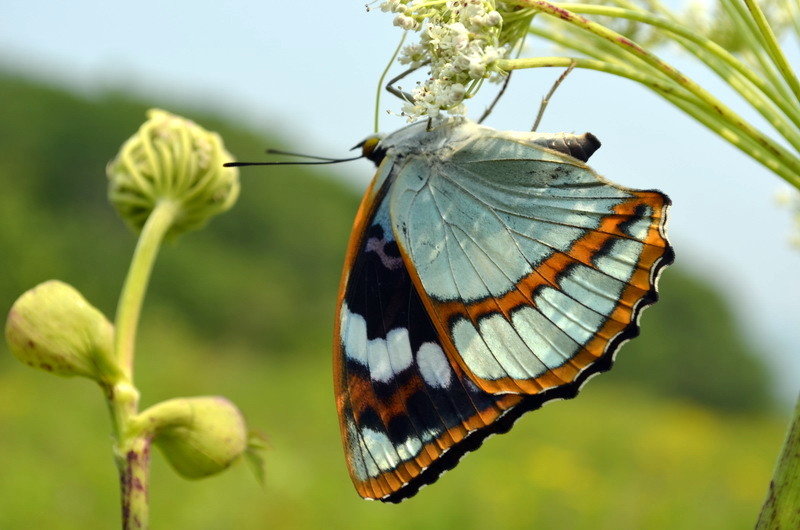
{"left": 0, "top": 70, "right": 783, "bottom": 529}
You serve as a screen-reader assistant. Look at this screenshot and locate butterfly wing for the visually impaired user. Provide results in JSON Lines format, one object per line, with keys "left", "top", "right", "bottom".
{"left": 335, "top": 160, "right": 525, "bottom": 501}
{"left": 335, "top": 128, "right": 673, "bottom": 502}
{"left": 388, "top": 131, "right": 673, "bottom": 396}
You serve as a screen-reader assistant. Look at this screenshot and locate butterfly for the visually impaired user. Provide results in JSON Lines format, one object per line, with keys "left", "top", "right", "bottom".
{"left": 334, "top": 117, "right": 673, "bottom": 502}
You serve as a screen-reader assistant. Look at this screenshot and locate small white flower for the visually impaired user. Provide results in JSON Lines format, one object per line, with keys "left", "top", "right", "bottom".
{"left": 484, "top": 10, "right": 503, "bottom": 26}
{"left": 393, "top": 14, "right": 419, "bottom": 30}
{"left": 380, "top": 0, "right": 404, "bottom": 13}
{"left": 375, "top": 0, "right": 515, "bottom": 118}
{"left": 398, "top": 43, "right": 428, "bottom": 67}
{"left": 467, "top": 57, "right": 486, "bottom": 78}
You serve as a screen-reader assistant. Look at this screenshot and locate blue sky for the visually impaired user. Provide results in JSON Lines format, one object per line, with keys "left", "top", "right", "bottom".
{"left": 2, "top": 0, "right": 799, "bottom": 398}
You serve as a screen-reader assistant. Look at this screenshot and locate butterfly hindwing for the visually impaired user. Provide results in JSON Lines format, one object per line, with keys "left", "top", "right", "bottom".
{"left": 335, "top": 169, "right": 525, "bottom": 501}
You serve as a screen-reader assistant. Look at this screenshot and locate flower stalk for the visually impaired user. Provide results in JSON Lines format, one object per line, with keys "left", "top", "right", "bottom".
{"left": 108, "top": 199, "right": 179, "bottom": 528}
{"left": 757, "top": 393, "right": 800, "bottom": 528}
{"left": 5, "top": 109, "right": 259, "bottom": 529}
{"left": 114, "top": 200, "right": 179, "bottom": 380}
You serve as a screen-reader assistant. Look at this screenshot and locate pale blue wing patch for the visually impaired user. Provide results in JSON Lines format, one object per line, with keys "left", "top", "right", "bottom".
{"left": 387, "top": 131, "right": 656, "bottom": 386}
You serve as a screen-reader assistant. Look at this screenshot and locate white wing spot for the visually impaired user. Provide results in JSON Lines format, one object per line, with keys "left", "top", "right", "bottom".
{"left": 386, "top": 328, "right": 414, "bottom": 374}
{"left": 361, "top": 427, "right": 399, "bottom": 472}
{"left": 368, "top": 338, "right": 393, "bottom": 383}
{"left": 416, "top": 342, "right": 453, "bottom": 388}
{"left": 341, "top": 304, "right": 368, "bottom": 367}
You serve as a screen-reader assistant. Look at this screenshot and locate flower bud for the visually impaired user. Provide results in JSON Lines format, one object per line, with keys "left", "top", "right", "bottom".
{"left": 107, "top": 109, "right": 240, "bottom": 239}
{"left": 5, "top": 280, "right": 118, "bottom": 381}
{"left": 138, "top": 396, "right": 248, "bottom": 479}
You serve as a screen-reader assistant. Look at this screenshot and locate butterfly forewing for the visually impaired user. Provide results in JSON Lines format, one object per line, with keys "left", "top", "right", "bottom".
{"left": 388, "top": 131, "right": 672, "bottom": 396}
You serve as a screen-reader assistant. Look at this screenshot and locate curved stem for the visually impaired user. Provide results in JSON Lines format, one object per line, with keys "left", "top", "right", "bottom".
{"left": 507, "top": 0, "right": 800, "bottom": 189}
{"left": 554, "top": 3, "right": 800, "bottom": 132}
{"left": 375, "top": 31, "right": 408, "bottom": 133}
{"left": 500, "top": 56, "right": 800, "bottom": 188}
{"left": 498, "top": 56, "right": 697, "bottom": 103}
{"left": 114, "top": 199, "right": 180, "bottom": 379}
{"left": 109, "top": 199, "right": 179, "bottom": 529}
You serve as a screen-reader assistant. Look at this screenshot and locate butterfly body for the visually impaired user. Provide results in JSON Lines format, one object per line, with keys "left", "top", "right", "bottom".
{"left": 335, "top": 118, "right": 672, "bottom": 502}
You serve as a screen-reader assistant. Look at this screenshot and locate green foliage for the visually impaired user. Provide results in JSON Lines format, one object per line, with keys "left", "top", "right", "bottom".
{"left": 615, "top": 268, "right": 774, "bottom": 412}
{"left": 0, "top": 70, "right": 784, "bottom": 527}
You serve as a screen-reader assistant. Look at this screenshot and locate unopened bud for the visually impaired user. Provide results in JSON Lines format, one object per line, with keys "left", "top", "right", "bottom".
{"left": 5, "top": 280, "right": 118, "bottom": 381}
{"left": 138, "top": 396, "right": 248, "bottom": 479}
{"left": 107, "top": 109, "right": 240, "bottom": 239}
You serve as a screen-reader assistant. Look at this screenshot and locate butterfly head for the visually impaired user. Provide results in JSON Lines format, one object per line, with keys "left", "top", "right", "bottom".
{"left": 353, "top": 135, "right": 387, "bottom": 167}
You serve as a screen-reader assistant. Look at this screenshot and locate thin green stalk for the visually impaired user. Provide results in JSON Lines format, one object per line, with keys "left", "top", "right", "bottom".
{"left": 742, "top": 0, "right": 800, "bottom": 102}
{"left": 756, "top": 393, "right": 800, "bottom": 528}
{"left": 719, "top": 0, "right": 794, "bottom": 104}
{"left": 113, "top": 199, "right": 180, "bottom": 379}
{"left": 663, "top": 91, "right": 800, "bottom": 187}
{"left": 500, "top": 56, "right": 800, "bottom": 187}
{"left": 109, "top": 199, "right": 179, "bottom": 529}
{"left": 555, "top": 3, "right": 800, "bottom": 131}
{"left": 531, "top": 19, "right": 800, "bottom": 157}
{"left": 498, "top": 56, "right": 699, "bottom": 104}
{"left": 508, "top": 0, "right": 800, "bottom": 189}
{"left": 375, "top": 32, "right": 408, "bottom": 133}
{"left": 672, "top": 35, "right": 800, "bottom": 151}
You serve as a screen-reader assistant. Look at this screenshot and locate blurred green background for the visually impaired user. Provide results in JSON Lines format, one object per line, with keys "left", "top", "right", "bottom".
{"left": 0, "top": 71, "right": 788, "bottom": 529}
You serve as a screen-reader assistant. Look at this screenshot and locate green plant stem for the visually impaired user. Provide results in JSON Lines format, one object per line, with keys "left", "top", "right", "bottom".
{"left": 757, "top": 393, "right": 800, "bottom": 528}
{"left": 498, "top": 56, "right": 698, "bottom": 100}
{"left": 718, "top": 0, "right": 794, "bottom": 105}
{"left": 119, "top": 437, "right": 152, "bottom": 530}
{"left": 506, "top": 0, "right": 800, "bottom": 189}
{"left": 501, "top": 56, "right": 800, "bottom": 187}
{"left": 109, "top": 199, "right": 179, "bottom": 530}
{"left": 376, "top": 31, "right": 408, "bottom": 133}
{"left": 741, "top": 0, "right": 800, "bottom": 102}
{"left": 554, "top": 3, "right": 800, "bottom": 135}
{"left": 114, "top": 199, "right": 180, "bottom": 379}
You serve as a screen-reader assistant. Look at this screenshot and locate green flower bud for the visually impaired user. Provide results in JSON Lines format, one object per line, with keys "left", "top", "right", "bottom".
{"left": 138, "top": 396, "right": 248, "bottom": 479}
{"left": 107, "top": 109, "right": 240, "bottom": 238}
{"left": 5, "top": 280, "right": 119, "bottom": 381}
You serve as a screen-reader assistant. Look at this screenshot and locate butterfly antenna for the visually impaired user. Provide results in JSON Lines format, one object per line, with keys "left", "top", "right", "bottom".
{"left": 263, "top": 148, "right": 353, "bottom": 162}
{"left": 223, "top": 151, "right": 364, "bottom": 167}
{"left": 532, "top": 62, "right": 576, "bottom": 132}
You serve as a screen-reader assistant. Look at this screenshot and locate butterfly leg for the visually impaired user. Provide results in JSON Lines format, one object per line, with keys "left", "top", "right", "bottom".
{"left": 385, "top": 62, "right": 430, "bottom": 102}
{"left": 531, "top": 61, "right": 576, "bottom": 132}
{"left": 477, "top": 71, "right": 513, "bottom": 125}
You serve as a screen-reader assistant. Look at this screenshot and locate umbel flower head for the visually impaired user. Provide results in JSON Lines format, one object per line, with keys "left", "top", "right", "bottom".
{"left": 107, "top": 109, "right": 240, "bottom": 239}
{"left": 378, "top": 0, "right": 532, "bottom": 120}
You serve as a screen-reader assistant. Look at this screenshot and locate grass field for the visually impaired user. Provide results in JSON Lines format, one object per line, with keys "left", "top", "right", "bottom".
{"left": 0, "top": 318, "right": 786, "bottom": 529}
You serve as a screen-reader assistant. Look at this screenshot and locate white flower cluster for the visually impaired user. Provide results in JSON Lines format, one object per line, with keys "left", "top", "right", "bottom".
{"left": 378, "top": 0, "right": 510, "bottom": 120}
